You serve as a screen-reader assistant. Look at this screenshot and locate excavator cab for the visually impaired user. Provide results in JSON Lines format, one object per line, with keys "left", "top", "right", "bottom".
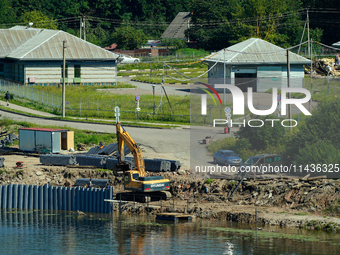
{"left": 123, "top": 171, "right": 139, "bottom": 186}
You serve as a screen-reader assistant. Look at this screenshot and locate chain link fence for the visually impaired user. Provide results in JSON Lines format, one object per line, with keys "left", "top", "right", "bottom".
{"left": 0, "top": 79, "right": 193, "bottom": 123}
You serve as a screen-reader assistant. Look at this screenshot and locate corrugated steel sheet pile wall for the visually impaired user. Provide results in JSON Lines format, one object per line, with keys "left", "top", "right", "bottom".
{"left": 154, "top": 158, "right": 181, "bottom": 171}
{"left": 72, "top": 178, "right": 109, "bottom": 188}
{"left": 76, "top": 155, "right": 107, "bottom": 168}
{"left": 0, "top": 184, "right": 113, "bottom": 213}
{"left": 40, "top": 154, "right": 77, "bottom": 166}
{"left": 144, "top": 159, "right": 171, "bottom": 172}
{"left": 106, "top": 157, "right": 136, "bottom": 171}
{"left": 86, "top": 143, "right": 127, "bottom": 156}
{"left": 38, "top": 142, "right": 181, "bottom": 172}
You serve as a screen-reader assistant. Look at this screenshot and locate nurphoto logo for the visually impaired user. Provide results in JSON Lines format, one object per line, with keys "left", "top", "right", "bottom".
{"left": 201, "top": 85, "right": 312, "bottom": 127}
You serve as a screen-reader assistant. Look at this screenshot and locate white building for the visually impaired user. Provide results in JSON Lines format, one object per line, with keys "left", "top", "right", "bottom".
{"left": 205, "top": 38, "right": 310, "bottom": 92}
{"left": 0, "top": 26, "right": 119, "bottom": 86}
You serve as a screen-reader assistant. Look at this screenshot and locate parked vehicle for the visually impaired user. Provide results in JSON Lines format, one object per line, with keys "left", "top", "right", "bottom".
{"left": 117, "top": 54, "right": 140, "bottom": 64}
{"left": 213, "top": 150, "right": 242, "bottom": 166}
{"left": 243, "top": 154, "right": 283, "bottom": 167}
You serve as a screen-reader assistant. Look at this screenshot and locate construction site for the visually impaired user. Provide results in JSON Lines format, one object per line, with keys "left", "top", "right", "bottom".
{"left": 0, "top": 115, "right": 339, "bottom": 233}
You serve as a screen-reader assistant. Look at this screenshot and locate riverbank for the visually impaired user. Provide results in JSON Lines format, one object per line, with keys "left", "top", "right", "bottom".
{"left": 1, "top": 157, "right": 339, "bottom": 233}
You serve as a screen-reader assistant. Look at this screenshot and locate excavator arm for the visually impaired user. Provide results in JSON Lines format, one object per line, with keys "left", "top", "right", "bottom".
{"left": 116, "top": 122, "right": 145, "bottom": 177}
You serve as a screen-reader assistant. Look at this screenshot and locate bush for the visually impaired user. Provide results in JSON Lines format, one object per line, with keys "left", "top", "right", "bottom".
{"left": 205, "top": 178, "right": 214, "bottom": 184}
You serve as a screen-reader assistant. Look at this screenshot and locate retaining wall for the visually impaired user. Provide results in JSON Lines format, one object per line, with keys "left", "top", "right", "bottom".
{"left": 0, "top": 184, "right": 113, "bottom": 213}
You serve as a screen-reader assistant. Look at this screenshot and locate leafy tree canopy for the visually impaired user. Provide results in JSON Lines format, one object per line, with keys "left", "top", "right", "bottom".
{"left": 110, "top": 26, "right": 147, "bottom": 50}
{"left": 20, "top": 10, "right": 58, "bottom": 29}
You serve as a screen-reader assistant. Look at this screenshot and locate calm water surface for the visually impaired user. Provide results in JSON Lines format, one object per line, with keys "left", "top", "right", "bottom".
{"left": 0, "top": 209, "right": 340, "bottom": 255}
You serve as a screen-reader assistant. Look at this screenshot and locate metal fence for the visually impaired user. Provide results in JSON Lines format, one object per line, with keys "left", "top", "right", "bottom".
{"left": 0, "top": 79, "right": 192, "bottom": 122}
{"left": 1, "top": 73, "right": 339, "bottom": 124}
{"left": 0, "top": 79, "right": 62, "bottom": 110}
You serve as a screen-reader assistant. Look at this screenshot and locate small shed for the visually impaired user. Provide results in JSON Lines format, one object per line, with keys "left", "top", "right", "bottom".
{"left": 19, "top": 128, "right": 68, "bottom": 153}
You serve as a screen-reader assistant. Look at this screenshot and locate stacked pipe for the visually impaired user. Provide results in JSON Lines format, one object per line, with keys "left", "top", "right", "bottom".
{"left": 76, "top": 155, "right": 107, "bottom": 168}
{"left": 98, "top": 143, "right": 118, "bottom": 155}
{"left": 40, "top": 154, "right": 77, "bottom": 166}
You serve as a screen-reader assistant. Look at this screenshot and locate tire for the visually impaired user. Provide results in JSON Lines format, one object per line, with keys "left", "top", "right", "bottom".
{"left": 134, "top": 59, "right": 139, "bottom": 63}
{"left": 225, "top": 161, "right": 229, "bottom": 166}
{"left": 214, "top": 158, "right": 217, "bottom": 164}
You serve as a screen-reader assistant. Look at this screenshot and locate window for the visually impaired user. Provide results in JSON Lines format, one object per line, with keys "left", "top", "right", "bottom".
{"left": 266, "top": 157, "right": 273, "bottom": 163}
{"left": 61, "top": 64, "right": 68, "bottom": 77}
{"left": 74, "top": 65, "right": 81, "bottom": 78}
{"left": 274, "top": 156, "right": 282, "bottom": 162}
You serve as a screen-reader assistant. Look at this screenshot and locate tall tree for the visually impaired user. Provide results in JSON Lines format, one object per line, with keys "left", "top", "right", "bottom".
{"left": 187, "top": 0, "right": 304, "bottom": 50}
{"left": 0, "top": 0, "right": 17, "bottom": 27}
{"left": 110, "top": 25, "right": 147, "bottom": 50}
{"left": 20, "top": 10, "right": 58, "bottom": 29}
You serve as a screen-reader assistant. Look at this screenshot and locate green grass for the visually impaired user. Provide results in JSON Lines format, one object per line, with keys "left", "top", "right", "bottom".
{"left": 5, "top": 84, "right": 192, "bottom": 123}
{"left": 266, "top": 77, "right": 340, "bottom": 102}
{"left": 294, "top": 212, "right": 310, "bottom": 216}
{"left": 117, "top": 59, "right": 208, "bottom": 71}
{"left": 96, "top": 169, "right": 112, "bottom": 172}
{"left": 205, "top": 178, "right": 214, "bottom": 184}
{"left": 132, "top": 68, "right": 208, "bottom": 84}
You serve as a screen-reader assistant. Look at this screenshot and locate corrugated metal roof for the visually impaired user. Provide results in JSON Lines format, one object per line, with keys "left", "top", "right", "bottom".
{"left": 0, "top": 29, "right": 39, "bottom": 58}
{"left": 205, "top": 38, "right": 310, "bottom": 65}
{"left": 332, "top": 41, "right": 340, "bottom": 48}
{"left": 0, "top": 28, "right": 119, "bottom": 60}
{"left": 161, "top": 12, "right": 191, "bottom": 39}
{"left": 19, "top": 128, "right": 68, "bottom": 132}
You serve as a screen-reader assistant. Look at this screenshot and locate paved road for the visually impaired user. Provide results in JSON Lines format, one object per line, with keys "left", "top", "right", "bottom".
{"left": 0, "top": 108, "right": 238, "bottom": 171}
{"left": 0, "top": 77, "right": 318, "bottom": 172}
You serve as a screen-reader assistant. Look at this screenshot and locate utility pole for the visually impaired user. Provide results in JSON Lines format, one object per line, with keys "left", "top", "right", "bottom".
{"left": 79, "top": 17, "right": 82, "bottom": 39}
{"left": 83, "top": 16, "right": 86, "bottom": 41}
{"left": 297, "top": 17, "right": 307, "bottom": 55}
{"left": 62, "top": 40, "right": 67, "bottom": 118}
{"left": 310, "top": 39, "right": 313, "bottom": 112}
{"left": 223, "top": 49, "right": 226, "bottom": 105}
{"left": 152, "top": 84, "right": 156, "bottom": 118}
{"left": 287, "top": 49, "right": 291, "bottom": 131}
{"left": 307, "top": 9, "right": 310, "bottom": 57}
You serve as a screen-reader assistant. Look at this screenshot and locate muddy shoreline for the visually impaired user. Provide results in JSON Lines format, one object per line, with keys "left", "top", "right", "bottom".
{"left": 1, "top": 154, "right": 340, "bottom": 232}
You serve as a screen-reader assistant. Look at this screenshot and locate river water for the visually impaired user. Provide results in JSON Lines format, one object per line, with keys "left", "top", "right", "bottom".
{"left": 0, "top": 209, "right": 339, "bottom": 255}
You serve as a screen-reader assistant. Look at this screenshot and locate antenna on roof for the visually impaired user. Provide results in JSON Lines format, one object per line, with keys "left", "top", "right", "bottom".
{"left": 28, "top": 22, "right": 33, "bottom": 28}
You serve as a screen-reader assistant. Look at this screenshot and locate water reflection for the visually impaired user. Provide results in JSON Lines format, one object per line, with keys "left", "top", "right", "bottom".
{"left": 0, "top": 209, "right": 339, "bottom": 254}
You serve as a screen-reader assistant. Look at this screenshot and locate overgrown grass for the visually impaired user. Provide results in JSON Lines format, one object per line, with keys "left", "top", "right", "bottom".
{"left": 131, "top": 68, "right": 207, "bottom": 84}
{"left": 266, "top": 77, "right": 340, "bottom": 102}
{"left": 118, "top": 61, "right": 208, "bottom": 71}
{"left": 7, "top": 84, "right": 192, "bottom": 123}
{"left": 324, "top": 199, "right": 340, "bottom": 217}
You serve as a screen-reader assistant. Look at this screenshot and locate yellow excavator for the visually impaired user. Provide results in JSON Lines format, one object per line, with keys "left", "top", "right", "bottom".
{"left": 115, "top": 122, "right": 171, "bottom": 202}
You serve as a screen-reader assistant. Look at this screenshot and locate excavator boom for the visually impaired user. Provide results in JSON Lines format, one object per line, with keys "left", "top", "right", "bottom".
{"left": 116, "top": 122, "right": 145, "bottom": 176}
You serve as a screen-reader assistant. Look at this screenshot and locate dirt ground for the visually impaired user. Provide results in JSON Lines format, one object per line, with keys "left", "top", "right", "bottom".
{"left": 1, "top": 152, "right": 340, "bottom": 232}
